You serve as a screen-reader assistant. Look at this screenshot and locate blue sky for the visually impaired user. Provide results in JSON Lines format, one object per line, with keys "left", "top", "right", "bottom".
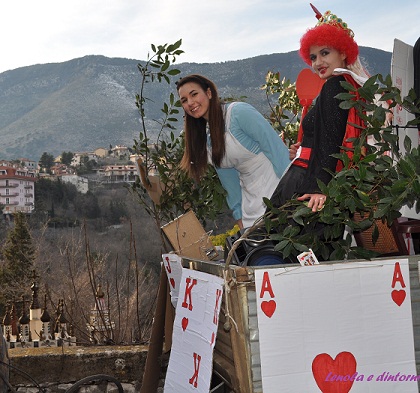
{"left": 0, "top": 0, "right": 418, "bottom": 73}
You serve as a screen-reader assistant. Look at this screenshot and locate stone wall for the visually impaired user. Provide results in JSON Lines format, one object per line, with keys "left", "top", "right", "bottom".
{"left": 5, "top": 345, "right": 151, "bottom": 392}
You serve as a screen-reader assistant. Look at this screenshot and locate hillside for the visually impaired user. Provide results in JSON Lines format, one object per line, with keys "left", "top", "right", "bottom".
{"left": 0, "top": 47, "right": 392, "bottom": 161}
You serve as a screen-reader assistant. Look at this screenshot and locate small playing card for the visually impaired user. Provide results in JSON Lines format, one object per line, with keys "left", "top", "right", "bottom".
{"left": 297, "top": 248, "right": 319, "bottom": 266}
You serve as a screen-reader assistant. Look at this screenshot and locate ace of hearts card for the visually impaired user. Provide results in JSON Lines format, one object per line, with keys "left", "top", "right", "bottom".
{"left": 255, "top": 259, "right": 417, "bottom": 392}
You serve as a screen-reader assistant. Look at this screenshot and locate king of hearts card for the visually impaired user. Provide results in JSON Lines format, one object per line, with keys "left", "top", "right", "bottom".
{"left": 163, "top": 260, "right": 224, "bottom": 393}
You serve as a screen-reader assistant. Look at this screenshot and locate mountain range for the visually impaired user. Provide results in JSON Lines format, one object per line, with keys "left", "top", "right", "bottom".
{"left": 0, "top": 47, "right": 392, "bottom": 161}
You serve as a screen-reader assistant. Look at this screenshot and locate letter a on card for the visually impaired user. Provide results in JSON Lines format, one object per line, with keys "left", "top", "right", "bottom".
{"left": 391, "top": 262, "right": 406, "bottom": 306}
{"left": 260, "top": 271, "right": 275, "bottom": 298}
{"left": 391, "top": 262, "right": 406, "bottom": 288}
{"left": 260, "top": 271, "right": 277, "bottom": 318}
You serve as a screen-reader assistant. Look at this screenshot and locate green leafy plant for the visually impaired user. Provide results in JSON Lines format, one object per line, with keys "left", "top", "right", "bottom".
{"left": 261, "top": 71, "right": 301, "bottom": 144}
{"left": 264, "top": 73, "right": 420, "bottom": 261}
{"left": 131, "top": 44, "right": 419, "bottom": 261}
{"left": 131, "top": 41, "right": 227, "bottom": 245}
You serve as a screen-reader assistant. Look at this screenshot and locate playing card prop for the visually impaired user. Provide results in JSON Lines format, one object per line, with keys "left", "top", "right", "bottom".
{"left": 392, "top": 39, "right": 420, "bottom": 220}
{"left": 162, "top": 253, "right": 184, "bottom": 308}
{"left": 297, "top": 248, "right": 319, "bottom": 266}
{"left": 164, "top": 268, "right": 224, "bottom": 393}
{"left": 255, "top": 259, "right": 417, "bottom": 392}
{"left": 391, "top": 39, "right": 417, "bottom": 147}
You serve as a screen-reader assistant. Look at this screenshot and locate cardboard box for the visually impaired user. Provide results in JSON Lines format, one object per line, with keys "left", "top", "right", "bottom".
{"left": 161, "top": 210, "right": 218, "bottom": 260}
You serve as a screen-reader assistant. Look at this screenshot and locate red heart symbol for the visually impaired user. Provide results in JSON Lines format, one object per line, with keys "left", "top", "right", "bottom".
{"left": 181, "top": 317, "right": 188, "bottom": 331}
{"left": 169, "top": 278, "right": 175, "bottom": 289}
{"left": 296, "top": 68, "right": 325, "bottom": 101}
{"left": 312, "top": 352, "right": 357, "bottom": 393}
{"left": 261, "top": 300, "right": 276, "bottom": 318}
{"left": 391, "top": 289, "right": 406, "bottom": 306}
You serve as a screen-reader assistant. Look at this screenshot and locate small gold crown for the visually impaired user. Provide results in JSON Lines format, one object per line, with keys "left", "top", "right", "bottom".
{"left": 317, "top": 10, "right": 354, "bottom": 37}
{"left": 310, "top": 4, "right": 354, "bottom": 38}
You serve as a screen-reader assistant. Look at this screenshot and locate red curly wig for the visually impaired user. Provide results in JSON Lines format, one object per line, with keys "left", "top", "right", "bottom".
{"left": 299, "top": 23, "right": 359, "bottom": 66}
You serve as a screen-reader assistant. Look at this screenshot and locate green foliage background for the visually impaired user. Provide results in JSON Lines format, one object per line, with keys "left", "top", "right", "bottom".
{"left": 131, "top": 40, "right": 420, "bottom": 262}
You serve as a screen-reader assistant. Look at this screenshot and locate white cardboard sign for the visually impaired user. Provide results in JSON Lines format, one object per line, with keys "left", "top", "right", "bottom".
{"left": 255, "top": 259, "right": 417, "bottom": 392}
{"left": 391, "top": 39, "right": 420, "bottom": 220}
{"left": 391, "top": 39, "right": 416, "bottom": 133}
{"left": 164, "top": 267, "right": 224, "bottom": 393}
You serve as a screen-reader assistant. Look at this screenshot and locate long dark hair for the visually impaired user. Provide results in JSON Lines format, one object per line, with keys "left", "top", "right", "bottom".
{"left": 177, "top": 74, "right": 225, "bottom": 182}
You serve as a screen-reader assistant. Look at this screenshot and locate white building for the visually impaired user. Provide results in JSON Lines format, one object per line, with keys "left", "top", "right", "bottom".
{"left": 18, "top": 158, "right": 37, "bottom": 172}
{"left": 0, "top": 165, "right": 36, "bottom": 215}
{"left": 101, "top": 165, "right": 137, "bottom": 183}
{"left": 110, "top": 145, "right": 130, "bottom": 159}
{"left": 71, "top": 152, "right": 98, "bottom": 166}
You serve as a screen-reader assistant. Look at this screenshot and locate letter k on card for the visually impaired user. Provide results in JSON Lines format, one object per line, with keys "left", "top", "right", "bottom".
{"left": 178, "top": 276, "right": 198, "bottom": 332}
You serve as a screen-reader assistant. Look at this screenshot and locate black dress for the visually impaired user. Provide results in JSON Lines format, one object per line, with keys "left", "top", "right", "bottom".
{"left": 270, "top": 75, "right": 349, "bottom": 207}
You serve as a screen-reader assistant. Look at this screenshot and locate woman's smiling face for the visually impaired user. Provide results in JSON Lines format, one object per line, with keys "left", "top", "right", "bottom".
{"left": 178, "top": 82, "right": 212, "bottom": 121}
{"left": 309, "top": 45, "right": 347, "bottom": 79}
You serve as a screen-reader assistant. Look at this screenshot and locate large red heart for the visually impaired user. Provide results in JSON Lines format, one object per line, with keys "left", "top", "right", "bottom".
{"left": 312, "top": 352, "right": 357, "bottom": 393}
{"left": 181, "top": 317, "right": 188, "bottom": 331}
{"left": 391, "top": 289, "right": 406, "bottom": 306}
{"left": 261, "top": 300, "right": 276, "bottom": 318}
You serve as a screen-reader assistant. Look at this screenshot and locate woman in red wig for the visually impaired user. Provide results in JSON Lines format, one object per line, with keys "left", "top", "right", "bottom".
{"left": 270, "top": 5, "right": 369, "bottom": 213}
